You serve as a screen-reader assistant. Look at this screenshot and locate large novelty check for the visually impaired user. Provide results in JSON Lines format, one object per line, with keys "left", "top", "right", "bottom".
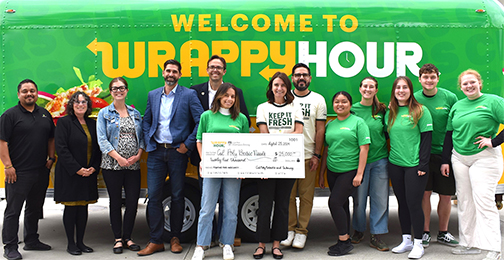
{"left": 201, "top": 133, "right": 305, "bottom": 178}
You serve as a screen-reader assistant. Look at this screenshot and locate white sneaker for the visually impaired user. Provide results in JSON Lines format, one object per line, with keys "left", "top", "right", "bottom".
{"left": 192, "top": 247, "right": 205, "bottom": 260}
{"left": 451, "top": 246, "right": 481, "bottom": 255}
{"left": 222, "top": 245, "right": 234, "bottom": 260}
{"left": 483, "top": 251, "right": 502, "bottom": 260}
{"left": 408, "top": 239, "right": 424, "bottom": 259}
{"left": 392, "top": 235, "right": 413, "bottom": 254}
{"left": 292, "top": 233, "right": 307, "bottom": 249}
{"left": 280, "top": 231, "right": 295, "bottom": 247}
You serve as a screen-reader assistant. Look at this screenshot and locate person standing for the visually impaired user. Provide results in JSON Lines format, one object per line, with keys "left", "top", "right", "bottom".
{"left": 386, "top": 76, "right": 432, "bottom": 259}
{"left": 281, "top": 63, "right": 326, "bottom": 249}
{"left": 97, "top": 77, "right": 144, "bottom": 254}
{"left": 253, "top": 72, "right": 303, "bottom": 259}
{"left": 54, "top": 92, "right": 101, "bottom": 256}
{"left": 139, "top": 59, "right": 204, "bottom": 256}
{"left": 0, "top": 79, "right": 55, "bottom": 260}
{"left": 191, "top": 83, "right": 249, "bottom": 260}
{"left": 442, "top": 69, "right": 504, "bottom": 260}
{"left": 350, "top": 77, "right": 390, "bottom": 251}
{"left": 413, "top": 64, "right": 459, "bottom": 248}
{"left": 318, "top": 91, "right": 370, "bottom": 257}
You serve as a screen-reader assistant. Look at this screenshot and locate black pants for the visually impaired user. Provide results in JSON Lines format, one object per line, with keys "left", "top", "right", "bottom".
{"left": 388, "top": 163, "right": 428, "bottom": 239}
{"left": 102, "top": 169, "right": 141, "bottom": 240}
{"left": 256, "top": 179, "right": 295, "bottom": 242}
{"left": 2, "top": 167, "right": 49, "bottom": 249}
{"left": 327, "top": 169, "right": 357, "bottom": 236}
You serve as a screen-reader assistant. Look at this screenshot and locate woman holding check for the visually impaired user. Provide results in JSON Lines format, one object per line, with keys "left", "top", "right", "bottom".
{"left": 191, "top": 83, "right": 249, "bottom": 260}
{"left": 253, "top": 72, "right": 303, "bottom": 259}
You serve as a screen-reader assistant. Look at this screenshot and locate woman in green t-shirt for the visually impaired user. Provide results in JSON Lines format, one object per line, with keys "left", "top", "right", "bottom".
{"left": 318, "top": 91, "right": 370, "bottom": 256}
{"left": 441, "top": 69, "right": 504, "bottom": 259}
{"left": 385, "top": 76, "right": 432, "bottom": 259}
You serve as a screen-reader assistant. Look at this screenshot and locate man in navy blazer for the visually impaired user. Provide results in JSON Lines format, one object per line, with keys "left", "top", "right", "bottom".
{"left": 139, "top": 59, "right": 203, "bottom": 256}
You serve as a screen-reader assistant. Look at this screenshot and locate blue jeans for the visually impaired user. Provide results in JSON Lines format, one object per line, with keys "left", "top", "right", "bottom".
{"left": 146, "top": 147, "right": 188, "bottom": 243}
{"left": 197, "top": 178, "right": 241, "bottom": 246}
{"left": 352, "top": 158, "right": 389, "bottom": 234}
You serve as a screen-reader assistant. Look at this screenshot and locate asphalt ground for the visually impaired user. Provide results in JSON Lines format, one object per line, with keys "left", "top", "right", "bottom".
{"left": 1, "top": 195, "right": 503, "bottom": 260}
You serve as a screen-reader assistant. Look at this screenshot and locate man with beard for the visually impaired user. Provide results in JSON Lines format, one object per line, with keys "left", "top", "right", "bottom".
{"left": 190, "top": 55, "right": 250, "bottom": 247}
{"left": 139, "top": 59, "right": 203, "bottom": 256}
{"left": 281, "top": 63, "right": 327, "bottom": 249}
{"left": 0, "top": 79, "right": 55, "bottom": 260}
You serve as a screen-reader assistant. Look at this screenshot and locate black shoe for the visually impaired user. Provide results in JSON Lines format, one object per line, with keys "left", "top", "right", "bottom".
{"left": 77, "top": 244, "right": 93, "bottom": 253}
{"left": 253, "top": 247, "right": 265, "bottom": 259}
{"left": 124, "top": 239, "right": 141, "bottom": 251}
{"left": 272, "top": 247, "right": 283, "bottom": 259}
{"left": 22, "top": 241, "right": 51, "bottom": 251}
{"left": 328, "top": 240, "right": 354, "bottom": 256}
{"left": 113, "top": 240, "right": 123, "bottom": 254}
{"left": 3, "top": 248, "right": 22, "bottom": 260}
{"left": 66, "top": 245, "right": 82, "bottom": 256}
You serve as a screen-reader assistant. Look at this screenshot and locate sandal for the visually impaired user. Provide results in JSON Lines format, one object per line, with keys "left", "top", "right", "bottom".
{"left": 113, "top": 240, "right": 123, "bottom": 254}
{"left": 253, "top": 246, "right": 265, "bottom": 259}
{"left": 124, "top": 239, "right": 141, "bottom": 251}
{"left": 272, "top": 247, "right": 283, "bottom": 259}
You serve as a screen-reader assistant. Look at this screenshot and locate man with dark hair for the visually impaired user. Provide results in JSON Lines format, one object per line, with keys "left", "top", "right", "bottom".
{"left": 139, "top": 59, "right": 204, "bottom": 256}
{"left": 414, "top": 63, "right": 459, "bottom": 248}
{"left": 0, "top": 79, "right": 55, "bottom": 260}
{"left": 281, "top": 63, "right": 327, "bottom": 249}
{"left": 190, "top": 55, "right": 250, "bottom": 248}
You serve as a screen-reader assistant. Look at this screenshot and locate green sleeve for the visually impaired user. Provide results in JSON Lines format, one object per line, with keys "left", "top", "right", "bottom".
{"left": 491, "top": 96, "right": 504, "bottom": 124}
{"left": 357, "top": 118, "right": 371, "bottom": 146}
{"left": 241, "top": 114, "right": 249, "bottom": 133}
{"left": 446, "top": 108, "right": 454, "bottom": 131}
{"left": 418, "top": 106, "right": 433, "bottom": 133}
{"left": 196, "top": 112, "right": 208, "bottom": 140}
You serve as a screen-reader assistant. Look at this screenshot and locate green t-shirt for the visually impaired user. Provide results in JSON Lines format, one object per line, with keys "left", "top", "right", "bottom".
{"left": 324, "top": 114, "right": 370, "bottom": 173}
{"left": 352, "top": 102, "right": 388, "bottom": 163}
{"left": 414, "top": 88, "right": 458, "bottom": 154}
{"left": 196, "top": 110, "right": 249, "bottom": 140}
{"left": 447, "top": 94, "right": 504, "bottom": 156}
{"left": 385, "top": 105, "right": 433, "bottom": 167}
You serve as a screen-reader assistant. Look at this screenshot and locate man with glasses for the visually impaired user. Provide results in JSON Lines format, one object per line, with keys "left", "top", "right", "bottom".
{"left": 0, "top": 79, "right": 55, "bottom": 260}
{"left": 281, "top": 63, "right": 327, "bottom": 249}
{"left": 139, "top": 59, "right": 204, "bottom": 256}
{"left": 190, "top": 55, "right": 250, "bottom": 247}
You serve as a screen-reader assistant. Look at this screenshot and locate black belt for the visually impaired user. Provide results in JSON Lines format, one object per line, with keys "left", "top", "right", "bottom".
{"left": 157, "top": 143, "right": 173, "bottom": 149}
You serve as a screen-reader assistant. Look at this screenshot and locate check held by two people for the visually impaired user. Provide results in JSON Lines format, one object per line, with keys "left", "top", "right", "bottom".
{"left": 201, "top": 133, "right": 305, "bottom": 178}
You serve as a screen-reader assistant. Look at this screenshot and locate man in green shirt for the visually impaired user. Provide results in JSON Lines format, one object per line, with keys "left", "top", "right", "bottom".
{"left": 414, "top": 63, "right": 459, "bottom": 248}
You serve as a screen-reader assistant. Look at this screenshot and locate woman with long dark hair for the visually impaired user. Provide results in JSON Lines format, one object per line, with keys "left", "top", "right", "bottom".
{"left": 54, "top": 91, "right": 101, "bottom": 255}
{"left": 253, "top": 72, "right": 303, "bottom": 259}
{"left": 97, "top": 77, "right": 144, "bottom": 253}
{"left": 386, "top": 76, "right": 432, "bottom": 259}
{"left": 318, "top": 91, "right": 370, "bottom": 256}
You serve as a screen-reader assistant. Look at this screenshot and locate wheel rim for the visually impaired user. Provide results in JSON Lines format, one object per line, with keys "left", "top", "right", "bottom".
{"left": 240, "top": 194, "right": 259, "bottom": 232}
{"left": 162, "top": 196, "right": 197, "bottom": 233}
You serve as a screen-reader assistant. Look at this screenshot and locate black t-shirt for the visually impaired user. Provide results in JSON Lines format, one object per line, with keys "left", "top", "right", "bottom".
{"left": 0, "top": 103, "right": 55, "bottom": 172}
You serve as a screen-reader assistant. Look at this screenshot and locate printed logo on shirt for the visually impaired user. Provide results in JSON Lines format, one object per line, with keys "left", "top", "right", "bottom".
{"left": 372, "top": 115, "right": 382, "bottom": 119}
{"left": 339, "top": 127, "right": 351, "bottom": 130}
{"left": 42, "top": 114, "right": 47, "bottom": 117}
{"left": 268, "top": 112, "right": 293, "bottom": 127}
{"left": 299, "top": 102, "right": 311, "bottom": 119}
{"left": 365, "top": 137, "right": 371, "bottom": 140}
{"left": 229, "top": 125, "right": 240, "bottom": 130}
{"left": 475, "top": 105, "right": 488, "bottom": 110}
{"left": 426, "top": 123, "right": 433, "bottom": 127}
{"left": 435, "top": 107, "right": 448, "bottom": 110}
{"left": 401, "top": 114, "right": 411, "bottom": 118}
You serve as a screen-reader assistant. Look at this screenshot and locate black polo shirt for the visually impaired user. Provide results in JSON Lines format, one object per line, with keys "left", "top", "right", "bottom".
{"left": 0, "top": 102, "right": 55, "bottom": 172}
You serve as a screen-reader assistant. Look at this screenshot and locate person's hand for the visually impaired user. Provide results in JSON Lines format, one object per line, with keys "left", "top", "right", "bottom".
{"left": 353, "top": 175, "right": 363, "bottom": 187}
{"left": 440, "top": 164, "right": 450, "bottom": 177}
{"left": 474, "top": 136, "right": 492, "bottom": 149}
{"left": 177, "top": 143, "right": 188, "bottom": 154}
{"left": 418, "top": 170, "right": 426, "bottom": 176}
{"left": 45, "top": 159, "right": 54, "bottom": 169}
{"left": 117, "top": 156, "right": 129, "bottom": 167}
{"left": 77, "top": 168, "right": 88, "bottom": 176}
{"left": 88, "top": 167, "right": 96, "bottom": 174}
{"left": 127, "top": 154, "right": 140, "bottom": 165}
{"left": 199, "top": 162, "right": 203, "bottom": 177}
{"left": 5, "top": 167, "right": 16, "bottom": 183}
{"left": 318, "top": 174, "right": 325, "bottom": 189}
{"left": 309, "top": 156, "right": 319, "bottom": 172}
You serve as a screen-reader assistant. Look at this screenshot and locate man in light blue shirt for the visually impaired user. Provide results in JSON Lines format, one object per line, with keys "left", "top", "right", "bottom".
{"left": 140, "top": 59, "right": 203, "bottom": 256}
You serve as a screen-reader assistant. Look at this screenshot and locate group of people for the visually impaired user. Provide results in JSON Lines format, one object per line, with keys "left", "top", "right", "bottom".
{"left": 0, "top": 57, "right": 503, "bottom": 260}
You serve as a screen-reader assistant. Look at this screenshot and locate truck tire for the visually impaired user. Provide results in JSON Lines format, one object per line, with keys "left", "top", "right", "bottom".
{"left": 237, "top": 183, "right": 259, "bottom": 242}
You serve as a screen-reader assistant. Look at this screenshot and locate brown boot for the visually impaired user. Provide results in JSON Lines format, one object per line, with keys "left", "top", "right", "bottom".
{"left": 170, "top": 237, "right": 183, "bottom": 253}
{"left": 137, "top": 242, "right": 165, "bottom": 256}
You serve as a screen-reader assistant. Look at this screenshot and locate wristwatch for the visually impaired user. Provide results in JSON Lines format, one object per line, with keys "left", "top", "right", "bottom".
{"left": 313, "top": 153, "right": 321, "bottom": 159}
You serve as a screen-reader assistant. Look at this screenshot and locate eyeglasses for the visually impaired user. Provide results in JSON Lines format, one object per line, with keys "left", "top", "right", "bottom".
{"left": 111, "top": 86, "right": 127, "bottom": 92}
{"left": 293, "top": 73, "right": 310, "bottom": 78}
{"left": 208, "top": 65, "right": 224, "bottom": 71}
{"left": 75, "top": 100, "right": 88, "bottom": 105}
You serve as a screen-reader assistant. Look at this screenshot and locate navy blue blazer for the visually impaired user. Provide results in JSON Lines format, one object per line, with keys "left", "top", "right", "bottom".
{"left": 142, "top": 85, "right": 204, "bottom": 154}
